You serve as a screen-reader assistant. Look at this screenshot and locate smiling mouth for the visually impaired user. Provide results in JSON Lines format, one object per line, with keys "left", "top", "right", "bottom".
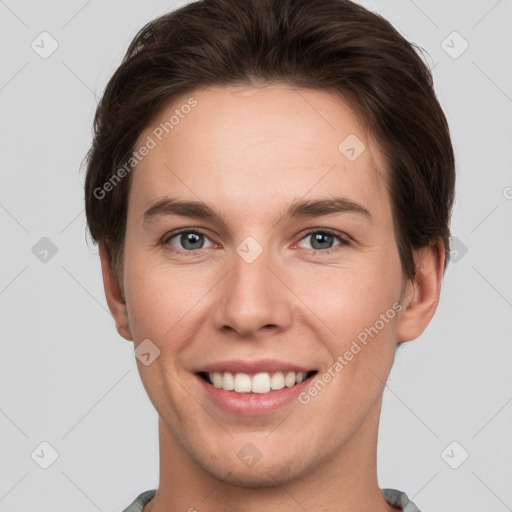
{"left": 197, "top": 370, "right": 317, "bottom": 394}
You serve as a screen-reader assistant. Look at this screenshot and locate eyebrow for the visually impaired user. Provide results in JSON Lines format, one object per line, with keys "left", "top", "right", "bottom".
{"left": 143, "top": 197, "right": 373, "bottom": 224}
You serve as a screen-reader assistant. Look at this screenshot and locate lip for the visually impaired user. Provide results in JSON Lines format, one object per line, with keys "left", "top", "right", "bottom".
{"left": 195, "top": 374, "right": 315, "bottom": 416}
{"left": 193, "top": 358, "right": 314, "bottom": 375}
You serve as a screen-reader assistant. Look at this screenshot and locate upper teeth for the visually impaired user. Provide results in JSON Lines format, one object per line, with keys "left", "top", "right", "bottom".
{"left": 208, "top": 371, "right": 307, "bottom": 394}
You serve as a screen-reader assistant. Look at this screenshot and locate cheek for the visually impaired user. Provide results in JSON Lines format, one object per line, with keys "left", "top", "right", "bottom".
{"left": 122, "top": 254, "right": 173, "bottom": 341}
{"left": 331, "top": 265, "right": 402, "bottom": 395}
{"left": 339, "top": 271, "right": 401, "bottom": 340}
{"left": 295, "top": 246, "right": 403, "bottom": 393}
{"left": 122, "top": 249, "right": 212, "bottom": 348}
{"left": 291, "top": 250, "right": 402, "bottom": 339}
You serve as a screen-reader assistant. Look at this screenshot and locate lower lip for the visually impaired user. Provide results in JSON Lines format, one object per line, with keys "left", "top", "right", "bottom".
{"left": 195, "top": 374, "right": 314, "bottom": 416}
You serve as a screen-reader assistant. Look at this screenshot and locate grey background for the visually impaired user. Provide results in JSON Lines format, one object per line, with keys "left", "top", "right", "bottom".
{"left": 1, "top": 0, "right": 511, "bottom": 511}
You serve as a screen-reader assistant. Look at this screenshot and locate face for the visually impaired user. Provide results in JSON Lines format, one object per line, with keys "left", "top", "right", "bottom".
{"left": 117, "top": 84, "right": 410, "bottom": 486}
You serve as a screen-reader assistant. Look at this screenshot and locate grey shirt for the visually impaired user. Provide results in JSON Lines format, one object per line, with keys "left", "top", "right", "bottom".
{"left": 121, "top": 488, "right": 422, "bottom": 511}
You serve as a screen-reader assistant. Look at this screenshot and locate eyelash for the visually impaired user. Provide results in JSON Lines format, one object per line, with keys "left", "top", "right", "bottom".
{"left": 161, "top": 227, "right": 351, "bottom": 256}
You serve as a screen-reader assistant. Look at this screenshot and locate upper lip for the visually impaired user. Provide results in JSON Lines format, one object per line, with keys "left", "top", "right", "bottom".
{"left": 194, "top": 358, "right": 315, "bottom": 375}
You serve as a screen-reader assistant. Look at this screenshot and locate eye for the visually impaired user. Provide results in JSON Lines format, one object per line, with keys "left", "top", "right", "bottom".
{"left": 162, "top": 227, "right": 350, "bottom": 255}
{"left": 297, "top": 228, "right": 350, "bottom": 252}
{"left": 163, "top": 228, "right": 215, "bottom": 253}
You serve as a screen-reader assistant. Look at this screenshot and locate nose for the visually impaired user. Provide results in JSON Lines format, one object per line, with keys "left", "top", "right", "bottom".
{"left": 212, "top": 242, "right": 293, "bottom": 339}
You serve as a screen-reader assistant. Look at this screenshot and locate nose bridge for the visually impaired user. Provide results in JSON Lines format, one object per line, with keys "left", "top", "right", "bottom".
{"left": 213, "top": 236, "right": 291, "bottom": 337}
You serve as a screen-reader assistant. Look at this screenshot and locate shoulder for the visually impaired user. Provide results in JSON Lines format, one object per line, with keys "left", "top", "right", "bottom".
{"left": 382, "top": 488, "right": 423, "bottom": 512}
{"left": 121, "top": 489, "right": 157, "bottom": 512}
{"left": 121, "top": 488, "right": 420, "bottom": 511}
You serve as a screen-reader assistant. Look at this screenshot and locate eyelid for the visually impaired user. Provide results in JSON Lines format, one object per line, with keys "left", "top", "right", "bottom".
{"left": 162, "top": 227, "right": 207, "bottom": 243}
{"left": 162, "top": 226, "right": 351, "bottom": 254}
{"left": 295, "top": 227, "right": 351, "bottom": 251}
{"left": 162, "top": 227, "right": 216, "bottom": 249}
{"left": 300, "top": 227, "right": 351, "bottom": 243}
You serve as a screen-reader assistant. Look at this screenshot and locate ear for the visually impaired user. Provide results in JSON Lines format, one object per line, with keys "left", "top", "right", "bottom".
{"left": 396, "top": 240, "right": 445, "bottom": 343}
{"left": 98, "top": 242, "right": 133, "bottom": 341}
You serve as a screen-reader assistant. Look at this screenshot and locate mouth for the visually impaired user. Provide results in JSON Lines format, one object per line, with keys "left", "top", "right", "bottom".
{"left": 197, "top": 370, "right": 318, "bottom": 394}
{"left": 192, "top": 359, "right": 319, "bottom": 415}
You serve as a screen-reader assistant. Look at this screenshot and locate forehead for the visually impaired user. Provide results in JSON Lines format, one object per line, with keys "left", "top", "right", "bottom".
{"left": 129, "top": 84, "right": 390, "bottom": 222}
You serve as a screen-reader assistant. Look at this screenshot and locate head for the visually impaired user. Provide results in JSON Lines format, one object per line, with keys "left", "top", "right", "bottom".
{"left": 84, "top": 0, "right": 454, "bottom": 488}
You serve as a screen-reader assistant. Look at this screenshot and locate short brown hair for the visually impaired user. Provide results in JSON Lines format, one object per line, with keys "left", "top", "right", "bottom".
{"left": 84, "top": 0, "right": 455, "bottom": 280}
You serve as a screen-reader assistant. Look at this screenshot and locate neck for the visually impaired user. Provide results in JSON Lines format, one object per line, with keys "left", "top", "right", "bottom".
{"left": 146, "top": 397, "right": 396, "bottom": 512}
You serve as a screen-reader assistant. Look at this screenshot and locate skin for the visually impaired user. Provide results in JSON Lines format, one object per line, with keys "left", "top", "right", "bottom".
{"left": 99, "top": 83, "right": 444, "bottom": 512}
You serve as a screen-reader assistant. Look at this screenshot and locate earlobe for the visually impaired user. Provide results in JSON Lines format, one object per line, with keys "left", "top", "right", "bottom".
{"left": 98, "top": 243, "right": 133, "bottom": 341}
{"left": 396, "top": 240, "right": 445, "bottom": 343}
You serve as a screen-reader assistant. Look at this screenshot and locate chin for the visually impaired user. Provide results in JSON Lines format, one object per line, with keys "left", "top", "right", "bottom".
{"left": 189, "top": 441, "right": 315, "bottom": 489}
{"left": 205, "top": 458, "right": 311, "bottom": 489}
